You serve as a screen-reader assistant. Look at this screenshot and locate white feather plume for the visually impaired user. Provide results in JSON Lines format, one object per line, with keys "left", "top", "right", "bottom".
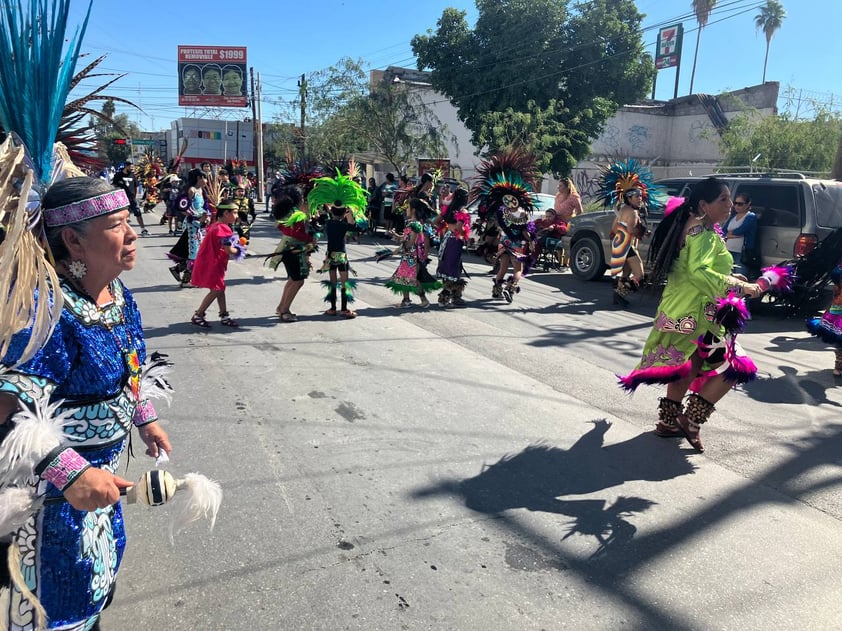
{"left": 0, "top": 486, "right": 41, "bottom": 537}
{"left": 0, "top": 394, "right": 72, "bottom": 484}
{"left": 169, "top": 473, "right": 222, "bottom": 543}
{"left": 139, "top": 357, "right": 174, "bottom": 406}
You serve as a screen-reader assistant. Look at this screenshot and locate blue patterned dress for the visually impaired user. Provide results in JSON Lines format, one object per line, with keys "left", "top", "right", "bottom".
{"left": 1, "top": 278, "right": 157, "bottom": 631}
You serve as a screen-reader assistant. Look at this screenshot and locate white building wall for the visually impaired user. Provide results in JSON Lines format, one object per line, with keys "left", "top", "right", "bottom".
{"left": 166, "top": 118, "right": 255, "bottom": 171}
{"left": 414, "top": 86, "right": 480, "bottom": 183}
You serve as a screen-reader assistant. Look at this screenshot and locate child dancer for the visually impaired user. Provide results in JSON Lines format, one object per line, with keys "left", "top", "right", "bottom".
{"left": 436, "top": 187, "right": 471, "bottom": 307}
{"left": 386, "top": 199, "right": 442, "bottom": 307}
{"left": 471, "top": 148, "right": 540, "bottom": 304}
{"left": 307, "top": 171, "right": 369, "bottom": 318}
{"left": 268, "top": 184, "right": 316, "bottom": 322}
{"left": 190, "top": 202, "right": 246, "bottom": 328}
{"left": 806, "top": 264, "right": 842, "bottom": 376}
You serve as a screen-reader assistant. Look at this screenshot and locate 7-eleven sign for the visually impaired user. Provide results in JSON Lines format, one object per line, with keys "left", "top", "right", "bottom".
{"left": 655, "top": 24, "right": 683, "bottom": 70}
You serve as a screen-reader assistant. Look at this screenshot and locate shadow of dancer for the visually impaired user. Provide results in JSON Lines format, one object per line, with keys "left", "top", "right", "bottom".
{"left": 412, "top": 420, "right": 693, "bottom": 556}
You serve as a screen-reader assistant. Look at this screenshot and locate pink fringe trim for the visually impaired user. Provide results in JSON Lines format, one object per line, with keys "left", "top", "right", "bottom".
{"left": 758, "top": 265, "right": 794, "bottom": 293}
{"left": 714, "top": 292, "right": 750, "bottom": 333}
{"left": 618, "top": 361, "right": 692, "bottom": 392}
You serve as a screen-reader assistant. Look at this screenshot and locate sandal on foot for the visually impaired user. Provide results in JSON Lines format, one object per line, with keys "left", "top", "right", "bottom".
{"left": 674, "top": 414, "right": 705, "bottom": 453}
{"left": 340, "top": 309, "right": 357, "bottom": 319}
{"left": 219, "top": 312, "right": 239, "bottom": 327}
{"left": 191, "top": 312, "right": 211, "bottom": 328}
{"left": 653, "top": 421, "right": 682, "bottom": 438}
{"left": 325, "top": 308, "right": 338, "bottom": 316}
{"left": 280, "top": 312, "right": 298, "bottom": 322}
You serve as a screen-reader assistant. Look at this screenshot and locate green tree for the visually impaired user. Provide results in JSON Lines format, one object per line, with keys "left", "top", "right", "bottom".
{"left": 345, "top": 79, "right": 452, "bottom": 174}
{"left": 717, "top": 107, "right": 842, "bottom": 175}
{"left": 262, "top": 123, "right": 299, "bottom": 170}
{"left": 689, "top": 0, "right": 717, "bottom": 95}
{"left": 411, "top": 0, "right": 654, "bottom": 174}
{"left": 755, "top": 0, "right": 786, "bottom": 84}
{"left": 275, "top": 58, "right": 451, "bottom": 170}
{"left": 101, "top": 111, "right": 142, "bottom": 166}
{"left": 278, "top": 57, "right": 369, "bottom": 163}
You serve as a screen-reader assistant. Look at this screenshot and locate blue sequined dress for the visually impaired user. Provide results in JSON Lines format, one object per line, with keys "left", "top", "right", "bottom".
{"left": 1, "top": 278, "right": 157, "bottom": 631}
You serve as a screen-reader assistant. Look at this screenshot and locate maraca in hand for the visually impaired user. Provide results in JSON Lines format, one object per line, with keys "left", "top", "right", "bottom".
{"left": 122, "top": 469, "right": 222, "bottom": 539}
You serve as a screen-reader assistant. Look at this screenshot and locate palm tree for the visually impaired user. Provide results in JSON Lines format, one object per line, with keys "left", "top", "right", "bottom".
{"left": 689, "top": 0, "right": 717, "bottom": 95}
{"left": 755, "top": 0, "right": 786, "bottom": 83}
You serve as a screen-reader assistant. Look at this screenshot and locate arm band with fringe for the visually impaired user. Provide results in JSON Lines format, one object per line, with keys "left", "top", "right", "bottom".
{"left": 35, "top": 447, "right": 90, "bottom": 492}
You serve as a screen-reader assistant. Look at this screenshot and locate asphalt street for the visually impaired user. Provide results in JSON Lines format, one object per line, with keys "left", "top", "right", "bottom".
{"left": 104, "top": 209, "right": 842, "bottom": 630}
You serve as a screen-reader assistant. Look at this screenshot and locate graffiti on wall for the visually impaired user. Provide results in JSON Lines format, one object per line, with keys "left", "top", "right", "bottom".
{"left": 574, "top": 167, "right": 602, "bottom": 202}
{"left": 627, "top": 125, "right": 650, "bottom": 151}
{"left": 689, "top": 119, "right": 713, "bottom": 145}
{"left": 600, "top": 125, "right": 621, "bottom": 150}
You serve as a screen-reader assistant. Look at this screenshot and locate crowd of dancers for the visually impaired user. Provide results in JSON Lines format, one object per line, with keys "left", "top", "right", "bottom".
{"left": 157, "top": 149, "right": 555, "bottom": 329}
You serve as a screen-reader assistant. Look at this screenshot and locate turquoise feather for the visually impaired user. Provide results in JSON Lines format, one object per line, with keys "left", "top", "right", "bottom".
{"left": 0, "top": 0, "right": 91, "bottom": 183}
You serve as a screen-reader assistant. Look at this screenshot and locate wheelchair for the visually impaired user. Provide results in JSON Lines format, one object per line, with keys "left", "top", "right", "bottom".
{"left": 535, "top": 235, "right": 566, "bottom": 272}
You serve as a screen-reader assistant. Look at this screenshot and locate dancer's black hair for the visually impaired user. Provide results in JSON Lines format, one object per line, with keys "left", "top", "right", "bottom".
{"left": 647, "top": 177, "right": 728, "bottom": 287}
{"left": 271, "top": 184, "right": 302, "bottom": 221}
{"left": 443, "top": 187, "right": 469, "bottom": 224}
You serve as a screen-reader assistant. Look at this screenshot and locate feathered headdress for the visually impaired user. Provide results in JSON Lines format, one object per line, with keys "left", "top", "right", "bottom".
{"left": 279, "top": 152, "right": 324, "bottom": 197}
{"left": 0, "top": 1, "right": 93, "bottom": 367}
{"left": 470, "top": 146, "right": 539, "bottom": 220}
{"left": 307, "top": 170, "right": 369, "bottom": 222}
{"left": 0, "top": 1, "right": 91, "bottom": 184}
{"left": 596, "top": 158, "right": 663, "bottom": 209}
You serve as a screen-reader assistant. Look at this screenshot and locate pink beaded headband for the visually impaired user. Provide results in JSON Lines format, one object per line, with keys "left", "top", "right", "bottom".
{"left": 43, "top": 189, "right": 130, "bottom": 227}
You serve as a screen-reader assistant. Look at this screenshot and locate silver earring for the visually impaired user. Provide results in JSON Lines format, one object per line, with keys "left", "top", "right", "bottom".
{"left": 67, "top": 260, "right": 87, "bottom": 280}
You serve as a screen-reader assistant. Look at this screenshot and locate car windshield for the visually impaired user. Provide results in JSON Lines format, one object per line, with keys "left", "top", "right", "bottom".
{"left": 813, "top": 182, "right": 842, "bottom": 228}
{"left": 532, "top": 193, "right": 556, "bottom": 212}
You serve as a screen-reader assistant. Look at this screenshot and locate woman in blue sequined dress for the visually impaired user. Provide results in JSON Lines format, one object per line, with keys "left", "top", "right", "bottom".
{"left": 0, "top": 177, "right": 171, "bottom": 631}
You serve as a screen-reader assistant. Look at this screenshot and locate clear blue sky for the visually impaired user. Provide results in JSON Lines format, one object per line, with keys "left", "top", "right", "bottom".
{"left": 67, "top": 0, "right": 842, "bottom": 132}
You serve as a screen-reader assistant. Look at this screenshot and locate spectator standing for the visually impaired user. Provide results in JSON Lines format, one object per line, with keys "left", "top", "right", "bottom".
{"left": 553, "top": 177, "right": 583, "bottom": 267}
{"left": 380, "top": 173, "right": 398, "bottom": 233}
{"left": 723, "top": 193, "right": 759, "bottom": 279}
{"left": 367, "top": 177, "right": 381, "bottom": 232}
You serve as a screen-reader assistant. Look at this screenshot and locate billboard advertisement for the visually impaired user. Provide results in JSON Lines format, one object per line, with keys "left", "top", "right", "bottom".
{"left": 655, "top": 24, "right": 682, "bottom": 70}
{"left": 417, "top": 158, "right": 451, "bottom": 179}
{"left": 178, "top": 45, "right": 248, "bottom": 108}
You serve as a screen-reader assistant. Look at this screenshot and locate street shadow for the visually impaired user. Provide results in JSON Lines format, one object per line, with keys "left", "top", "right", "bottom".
{"left": 743, "top": 364, "right": 842, "bottom": 407}
{"left": 411, "top": 419, "right": 694, "bottom": 559}
{"left": 526, "top": 319, "right": 652, "bottom": 352}
{"left": 142, "top": 315, "right": 281, "bottom": 339}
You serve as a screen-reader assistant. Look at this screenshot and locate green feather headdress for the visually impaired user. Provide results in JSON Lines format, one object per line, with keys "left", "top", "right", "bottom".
{"left": 306, "top": 170, "right": 369, "bottom": 222}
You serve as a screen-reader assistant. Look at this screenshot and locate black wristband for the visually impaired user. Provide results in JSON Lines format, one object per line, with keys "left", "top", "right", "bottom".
{"left": 34, "top": 445, "right": 66, "bottom": 477}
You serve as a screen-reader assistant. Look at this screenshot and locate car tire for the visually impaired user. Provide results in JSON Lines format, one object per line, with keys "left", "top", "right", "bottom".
{"left": 570, "top": 236, "right": 606, "bottom": 281}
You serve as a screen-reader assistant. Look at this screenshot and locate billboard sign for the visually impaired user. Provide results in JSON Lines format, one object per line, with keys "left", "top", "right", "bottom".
{"left": 655, "top": 24, "right": 682, "bottom": 70}
{"left": 178, "top": 45, "right": 248, "bottom": 107}
{"left": 417, "top": 159, "right": 451, "bottom": 179}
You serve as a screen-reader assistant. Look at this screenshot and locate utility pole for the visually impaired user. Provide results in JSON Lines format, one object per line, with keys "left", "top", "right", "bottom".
{"left": 255, "top": 72, "right": 265, "bottom": 204}
{"left": 250, "top": 67, "right": 257, "bottom": 170}
{"left": 298, "top": 73, "right": 306, "bottom": 160}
